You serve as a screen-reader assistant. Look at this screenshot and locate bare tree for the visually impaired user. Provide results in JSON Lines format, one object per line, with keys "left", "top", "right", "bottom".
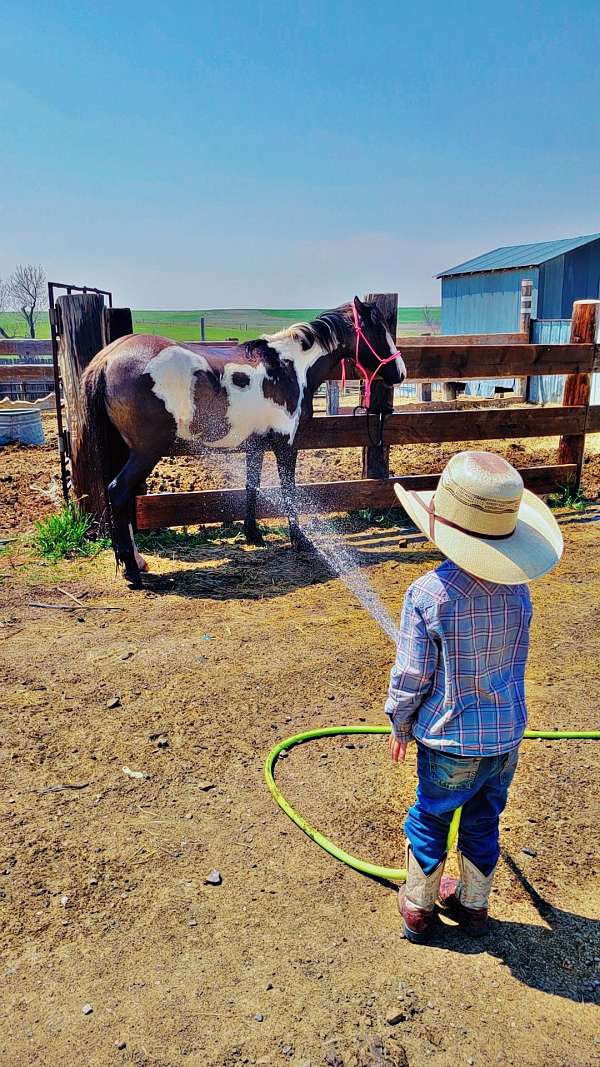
{"left": 0, "top": 276, "right": 15, "bottom": 338}
{"left": 9, "top": 264, "right": 47, "bottom": 338}
{"left": 422, "top": 304, "right": 438, "bottom": 333}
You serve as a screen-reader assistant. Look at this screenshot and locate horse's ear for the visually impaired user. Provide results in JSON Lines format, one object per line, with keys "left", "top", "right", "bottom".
{"left": 353, "top": 295, "right": 367, "bottom": 318}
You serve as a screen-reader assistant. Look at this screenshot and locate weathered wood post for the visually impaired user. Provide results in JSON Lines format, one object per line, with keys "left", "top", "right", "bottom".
{"left": 326, "top": 380, "right": 340, "bottom": 415}
{"left": 56, "top": 294, "right": 107, "bottom": 518}
{"left": 557, "top": 299, "right": 600, "bottom": 487}
{"left": 361, "top": 292, "right": 398, "bottom": 479}
{"left": 200, "top": 316, "right": 206, "bottom": 341}
{"left": 513, "top": 278, "right": 533, "bottom": 399}
{"left": 57, "top": 295, "right": 132, "bottom": 522}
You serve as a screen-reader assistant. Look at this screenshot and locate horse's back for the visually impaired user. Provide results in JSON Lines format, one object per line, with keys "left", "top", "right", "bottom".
{"left": 93, "top": 332, "right": 302, "bottom": 451}
{"left": 94, "top": 333, "right": 173, "bottom": 371}
{"left": 96, "top": 335, "right": 224, "bottom": 446}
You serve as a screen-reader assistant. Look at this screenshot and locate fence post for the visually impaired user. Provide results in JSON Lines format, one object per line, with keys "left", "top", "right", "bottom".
{"left": 361, "top": 292, "right": 398, "bottom": 479}
{"left": 200, "top": 316, "right": 206, "bottom": 341}
{"left": 513, "top": 278, "right": 533, "bottom": 399}
{"left": 104, "top": 307, "right": 133, "bottom": 343}
{"left": 326, "top": 380, "right": 340, "bottom": 415}
{"left": 519, "top": 278, "right": 533, "bottom": 335}
{"left": 557, "top": 299, "right": 599, "bottom": 487}
{"left": 56, "top": 293, "right": 109, "bottom": 520}
{"left": 417, "top": 382, "right": 432, "bottom": 403}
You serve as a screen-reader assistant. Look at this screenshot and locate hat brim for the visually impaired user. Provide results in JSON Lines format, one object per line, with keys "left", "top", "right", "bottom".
{"left": 394, "top": 483, "right": 563, "bottom": 585}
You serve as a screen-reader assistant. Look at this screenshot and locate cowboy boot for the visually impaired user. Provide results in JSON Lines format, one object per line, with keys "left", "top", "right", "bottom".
{"left": 438, "top": 851, "right": 495, "bottom": 937}
{"left": 397, "top": 845, "right": 445, "bottom": 944}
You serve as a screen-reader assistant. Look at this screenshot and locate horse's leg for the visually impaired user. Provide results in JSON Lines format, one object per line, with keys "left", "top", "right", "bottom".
{"left": 273, "top": 441, "right": 313, "bottom": 552}
{"left": 108, "top": 451, "right": 157, "bottom": 587}
{"left": 244, "top": 443, "right": 266, "bottom": 545}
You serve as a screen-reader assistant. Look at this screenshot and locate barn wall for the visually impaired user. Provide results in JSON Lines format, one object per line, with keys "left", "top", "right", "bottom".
{"left": 537, "top": 255, "right": 565, "bottom": 318}
{"left": 561, "top": 239, "right": 600, "bottom": 316}
{"left": 441, "top": 268, "right": 539, "bottom": 335}
{"left": 537, "top": 242, "right": 600, "bottom": 318}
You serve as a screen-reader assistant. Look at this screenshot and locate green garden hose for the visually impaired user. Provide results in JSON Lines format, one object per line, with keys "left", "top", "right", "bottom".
{"left": 264, "top": 724, "right": 600, "bottom": 883}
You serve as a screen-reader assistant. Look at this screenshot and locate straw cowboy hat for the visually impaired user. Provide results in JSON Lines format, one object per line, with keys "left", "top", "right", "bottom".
{"left": 394, "top": 450, "right": 563, "bottom": 584}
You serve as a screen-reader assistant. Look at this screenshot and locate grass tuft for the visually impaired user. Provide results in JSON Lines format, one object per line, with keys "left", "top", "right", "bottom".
{"left": 349, "top": 505, "right": 410, "bottom": 528}
{"left": 34, "top": 504, "right": 110, "bottom": 561}
{"left": 548, "top": 484, "right": 588, "bottom": 511}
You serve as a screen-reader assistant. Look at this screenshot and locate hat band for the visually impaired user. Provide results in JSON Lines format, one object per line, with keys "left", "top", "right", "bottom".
{"left": 410, "top": 492, "right": 516, "bottom": 542}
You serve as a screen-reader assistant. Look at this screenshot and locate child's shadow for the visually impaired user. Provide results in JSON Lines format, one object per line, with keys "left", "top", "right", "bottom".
{"left": 434, "top": 851, "right": 599, "bottom": 1005}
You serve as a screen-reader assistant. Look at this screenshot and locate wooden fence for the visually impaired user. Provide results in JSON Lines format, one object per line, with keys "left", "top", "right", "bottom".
{"left": 0, "top": 340, "right": 54, "bottom": 400}
{"left": 2, "top": 299, "right": 599, "bottom": 534}
{"left": 135, "top": 299, "right": 600, "bottom": 531}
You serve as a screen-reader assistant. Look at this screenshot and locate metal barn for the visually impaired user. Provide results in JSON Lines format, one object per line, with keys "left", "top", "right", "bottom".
{"left": 438, "top": 232, "right": 600, "bottom": 335}
{"left": 437, "top": 232, "right": 600, "bottom": 401}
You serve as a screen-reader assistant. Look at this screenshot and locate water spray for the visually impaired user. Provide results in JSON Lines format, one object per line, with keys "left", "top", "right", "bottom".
{"left": 256, "top": 486, "right": 600, "bottom": 882}
{"left": 257, "top": 482, "right": 400, "bottom": 641}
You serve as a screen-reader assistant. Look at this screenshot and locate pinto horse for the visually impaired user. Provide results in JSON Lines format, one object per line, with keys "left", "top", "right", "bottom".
{"left": 80, "top": 297, "right": 406, "bottom": 586}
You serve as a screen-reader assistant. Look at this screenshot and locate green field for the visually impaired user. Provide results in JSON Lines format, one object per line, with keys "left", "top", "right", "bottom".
{"left": 0, "top": 305, "right": 440, "bottom": 344}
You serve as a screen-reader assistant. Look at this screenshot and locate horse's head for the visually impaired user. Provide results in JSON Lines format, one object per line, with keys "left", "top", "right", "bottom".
{"left": 351, "top": 296, "right": 407, "bottom": 388}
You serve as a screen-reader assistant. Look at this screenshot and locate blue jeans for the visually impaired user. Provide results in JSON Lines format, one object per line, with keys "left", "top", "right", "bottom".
{"left": 404, "top": 743, "right": 520, "bottom": 876}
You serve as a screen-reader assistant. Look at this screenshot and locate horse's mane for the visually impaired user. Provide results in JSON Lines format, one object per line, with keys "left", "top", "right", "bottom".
{"left": 264, "top": 303, "right": 352, "bottom": 354}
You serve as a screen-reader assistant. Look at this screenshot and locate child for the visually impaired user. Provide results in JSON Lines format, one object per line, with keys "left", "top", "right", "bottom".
{"left": 385, "top": 450, "right": 563, "bottom": 943}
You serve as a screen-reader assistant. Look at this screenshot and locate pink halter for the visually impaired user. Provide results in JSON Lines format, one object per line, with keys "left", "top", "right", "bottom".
{"left": 340, "top": 300, "right": 401, "bottom": 408}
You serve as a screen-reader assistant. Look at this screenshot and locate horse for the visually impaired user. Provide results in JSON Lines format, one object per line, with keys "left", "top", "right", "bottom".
{"left": 80, "top": 296, "right": 407, "bottom": 587}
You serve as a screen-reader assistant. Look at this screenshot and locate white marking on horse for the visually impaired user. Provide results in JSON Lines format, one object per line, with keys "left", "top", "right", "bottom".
{"left": 208, "top": 333, "right": 327, "bottom": 449}
{"left": 384, "top": 325, "right": 397, "bottom": 356}
{"left": 382, "top": 325, "right": 407, "bottom": 381}
{"left": 148, "top": 333, "right": 329, "bottom": 448}
{"left": 148, "top": 345, "right": 210, "bottom": 440}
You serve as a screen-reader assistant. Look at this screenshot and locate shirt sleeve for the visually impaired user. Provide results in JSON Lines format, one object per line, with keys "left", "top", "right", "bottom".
{"left": 384, "top": 590, "right": 438, "bottom": 741}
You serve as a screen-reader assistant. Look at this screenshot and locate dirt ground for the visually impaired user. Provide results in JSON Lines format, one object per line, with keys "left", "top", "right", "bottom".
{"left": 1, "top": 415, "right": 599, "bottom": 1067}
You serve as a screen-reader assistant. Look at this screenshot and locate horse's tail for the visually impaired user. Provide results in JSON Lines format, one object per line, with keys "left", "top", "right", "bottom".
{"left": 79, "top": 358, "right": 129, "bottom": 535}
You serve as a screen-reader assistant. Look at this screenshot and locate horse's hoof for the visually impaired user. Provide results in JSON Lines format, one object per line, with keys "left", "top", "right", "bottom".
{"left": 124, "top": 568, "right": 143, "bottom": 589}
{"left": 291, "top": 535, "right": 316, "bottom": 554}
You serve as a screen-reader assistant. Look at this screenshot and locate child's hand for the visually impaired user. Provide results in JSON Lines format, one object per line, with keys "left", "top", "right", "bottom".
{"left": 388, "top": 735, "right": 408, "bottom": 763}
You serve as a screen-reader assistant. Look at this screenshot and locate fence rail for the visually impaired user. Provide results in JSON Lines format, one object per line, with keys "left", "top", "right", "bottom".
{"left": 294, "top": 405, "right": 589, "bottom": 449}
{"left": 182, "top": 340, "right": 597, "bottom": 381}
{"left": 0, "top": 339, "right": 52, "bottom": 358}
{"left": 135, "top": 464, "right": 578, "bottom": 530}
{"left": 0, "top": 363, "right": 55, "bottom": 382}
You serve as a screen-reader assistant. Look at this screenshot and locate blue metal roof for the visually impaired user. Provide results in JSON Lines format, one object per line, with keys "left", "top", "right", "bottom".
{"left": 437, "top": 232, "right": 600, "bottom": 278}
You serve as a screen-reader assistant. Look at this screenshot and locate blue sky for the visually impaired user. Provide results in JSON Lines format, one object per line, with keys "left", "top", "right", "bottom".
{"left": 1, "top": 1, "right": 599, "bottom": 308}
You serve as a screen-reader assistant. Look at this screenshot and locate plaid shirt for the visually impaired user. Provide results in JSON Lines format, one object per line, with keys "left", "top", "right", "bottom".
{"left": 385, "top": 560, "right": 532, "bottom": 756}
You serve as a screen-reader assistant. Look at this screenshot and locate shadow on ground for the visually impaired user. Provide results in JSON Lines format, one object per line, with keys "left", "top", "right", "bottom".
{"left": 408, "top": 851, "right": 599, "bottom": 1005}
{"left": 140, "top": 529, "right": 443, "bottom": 601}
